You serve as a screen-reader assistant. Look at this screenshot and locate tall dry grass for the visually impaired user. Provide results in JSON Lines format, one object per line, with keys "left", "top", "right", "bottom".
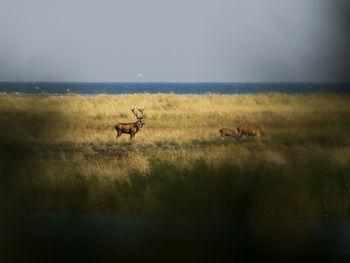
{"left": 1, "top": 93, "right": 350, "bottom": 217}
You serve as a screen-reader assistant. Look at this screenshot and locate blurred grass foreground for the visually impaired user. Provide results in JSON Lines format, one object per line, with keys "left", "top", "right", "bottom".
{"left": 0, "top": 92, "right": 350, "bottom": 218}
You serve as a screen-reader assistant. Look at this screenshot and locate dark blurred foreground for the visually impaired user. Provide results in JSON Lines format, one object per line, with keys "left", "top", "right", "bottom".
{"left": 1, "top": 213, "right": 349, "bottom": 263}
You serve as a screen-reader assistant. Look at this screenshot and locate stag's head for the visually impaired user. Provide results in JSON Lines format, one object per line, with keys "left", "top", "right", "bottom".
{"left": 131, "top": 107, "right": 146, "bottom": 127}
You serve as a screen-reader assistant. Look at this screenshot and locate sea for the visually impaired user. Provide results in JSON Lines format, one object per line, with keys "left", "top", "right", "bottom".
{"left": 0, "top": 82, "right": 349, "bottom": 95}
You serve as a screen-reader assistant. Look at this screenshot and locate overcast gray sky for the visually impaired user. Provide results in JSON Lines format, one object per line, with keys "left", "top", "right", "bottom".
{"left": 0, "top": 0, "right": 349, "bottom": 82}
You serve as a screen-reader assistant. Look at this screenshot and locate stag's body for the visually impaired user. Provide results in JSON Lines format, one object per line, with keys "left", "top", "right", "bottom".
{"left": 219, "top": 128, "right": 239, "bottom": 138}
{"left": 237, "top": 125, "right": 262, "bottom": 138}
{"left": 115, "top": 121, "right": 143, "bottom": 140}
{"left": 115, "top": 108, "right": 145, "bottom": 140}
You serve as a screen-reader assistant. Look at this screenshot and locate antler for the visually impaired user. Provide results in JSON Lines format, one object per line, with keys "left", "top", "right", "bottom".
{"left": 137, "top": 108, "right": 144, "bottom": 117}
{"left": 131, "top": 107, "right": 140, "bottom": 119}
{"left": 131, "top": 107, "right": 145, "bottom": 119}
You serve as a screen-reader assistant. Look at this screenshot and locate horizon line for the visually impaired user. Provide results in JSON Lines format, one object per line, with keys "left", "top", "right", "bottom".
{"left": 1, "top": 81, "right": 350, "bottom": 84}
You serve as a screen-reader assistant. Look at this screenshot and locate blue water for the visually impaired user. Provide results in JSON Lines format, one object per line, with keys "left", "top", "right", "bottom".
{"left": 0, "top": 82, "right": 349, "bottom": 95}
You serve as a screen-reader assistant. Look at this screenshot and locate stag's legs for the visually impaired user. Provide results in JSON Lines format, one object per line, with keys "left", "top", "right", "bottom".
{"left": 116, "top": 130, "right": 122, "bottom": 140}
{"left": 130, "top": 133, "right": 135, "bottom": 140}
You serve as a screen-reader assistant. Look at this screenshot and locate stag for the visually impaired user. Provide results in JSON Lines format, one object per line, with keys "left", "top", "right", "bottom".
{"left": 115, "top": 108, "right": 145, "bottom": 140}
{"left": 237, "top": 124, "right": 262, "bottom": 138}
{"left": 219, "top": 128, "right": 239, "bottom": 138}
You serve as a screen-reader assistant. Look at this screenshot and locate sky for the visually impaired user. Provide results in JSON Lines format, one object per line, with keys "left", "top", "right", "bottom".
{"left": 0, "top": 0, "right": 349, "bottom": 82}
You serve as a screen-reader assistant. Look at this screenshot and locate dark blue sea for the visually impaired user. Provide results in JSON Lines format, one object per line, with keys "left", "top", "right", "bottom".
{"left": 0, "top": 82, "right": 349, "bottom": 95}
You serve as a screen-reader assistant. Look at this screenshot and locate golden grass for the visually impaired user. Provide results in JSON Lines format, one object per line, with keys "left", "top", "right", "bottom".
{"left": 1, "top": 92, "right": 349, "bottom": 144}
{"left": 1, "top": 93, "right": 350, "bottom": 217}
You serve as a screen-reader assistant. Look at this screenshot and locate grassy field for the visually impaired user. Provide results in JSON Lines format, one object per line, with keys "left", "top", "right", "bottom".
{"left": 1, "top": 92, "right": 350, "bottom": 218}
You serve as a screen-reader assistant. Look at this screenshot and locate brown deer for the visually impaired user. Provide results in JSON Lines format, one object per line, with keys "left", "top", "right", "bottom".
{"left": 219, "top": 128, "right": 239, "bottom": 138}
{"left": 115, "top": 107, "right": 145, "bottom": 140}
{"left": 237, "top": 124, "right": 262, "bottom": 138}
